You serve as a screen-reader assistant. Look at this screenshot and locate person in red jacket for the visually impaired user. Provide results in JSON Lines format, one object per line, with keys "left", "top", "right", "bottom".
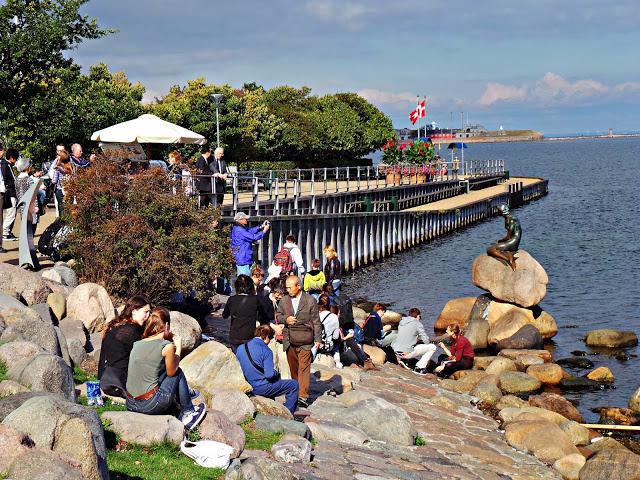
{"left": 434, "top": 323, "right": 474, "bottom": 378}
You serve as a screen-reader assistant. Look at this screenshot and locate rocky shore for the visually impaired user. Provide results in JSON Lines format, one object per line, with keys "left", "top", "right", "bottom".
{"left": 1, "top": 260, "right": 640, "bottom": 479}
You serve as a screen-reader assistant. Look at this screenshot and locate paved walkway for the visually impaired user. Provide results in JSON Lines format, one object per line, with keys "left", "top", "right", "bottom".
{"left": 403, "top": 177, "right": 542, "bottom": 212}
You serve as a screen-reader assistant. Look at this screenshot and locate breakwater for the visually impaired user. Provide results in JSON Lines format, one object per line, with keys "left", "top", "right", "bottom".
{"left": 246, "top": 177, "right": 548, "bottom": 272}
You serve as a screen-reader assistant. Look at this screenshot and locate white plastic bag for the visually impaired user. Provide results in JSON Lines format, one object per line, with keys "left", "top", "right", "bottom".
{"left": 180, "top": 440, "right": 234, "bottom": 469}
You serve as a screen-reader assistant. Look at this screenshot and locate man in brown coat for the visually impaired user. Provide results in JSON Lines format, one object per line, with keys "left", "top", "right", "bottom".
{"left": 277, "top": 275, "right": 321, "bottom": 408}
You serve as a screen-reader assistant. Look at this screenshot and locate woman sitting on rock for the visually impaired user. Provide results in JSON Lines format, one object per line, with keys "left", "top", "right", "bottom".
{"left": 126, "top": 307, "right": 206, "bottom": 431}
{"left": 434, "top": 323, "right": 474, "bottom": 377}
{"left": 98, "top": 295, "right": 151, "bottom": 398}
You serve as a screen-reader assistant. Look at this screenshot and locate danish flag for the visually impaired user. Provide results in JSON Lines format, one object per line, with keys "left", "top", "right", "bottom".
{"left": 408, "top": 98, "right": 427, "bottom": 124}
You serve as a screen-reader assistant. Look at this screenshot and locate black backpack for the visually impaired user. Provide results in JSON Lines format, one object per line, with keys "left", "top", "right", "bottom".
{"left": 334, "top": 293, "right": 354, "bottom": 329}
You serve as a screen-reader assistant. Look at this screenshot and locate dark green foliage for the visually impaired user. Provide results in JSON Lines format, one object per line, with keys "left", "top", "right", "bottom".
{"left": 0, "top": 360, "right": 6, "bottom": 382}
{"left": 73, "top": 367, "right": 97, "bottom": 385}
{"left": 63, "top": 158, "right": 234, "bottom": 305}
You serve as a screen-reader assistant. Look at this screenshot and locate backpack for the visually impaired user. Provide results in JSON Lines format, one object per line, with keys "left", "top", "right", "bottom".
{"left": 273, "top": 246, "right": 294, "bottom": 275}
{"left": 353, "top": 323, "right": 364, "bottom": 344}
{"left": 319, "top": 311, "right": 334, "bottom": 352}
{"left": 334, "top": 294, "right": 354, "bottom": 328}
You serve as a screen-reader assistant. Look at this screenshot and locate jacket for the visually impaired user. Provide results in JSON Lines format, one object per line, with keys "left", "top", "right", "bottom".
{"left": 391, "top": 316, "right": 430, "bottom": 353}
{"left": 231, "top": 224, "right": 265, "bottom": 265}
{"left": 195, "top": 155, "right": 212, "bottom": 192}
{"left": 303, "top": 269, "right": 326, "bottom": 292}
{"left": 276, "top": 291, "right": 321, "bottom": 351}
{"left": 210, "top": 157, "right": 229, "bottom": 192}
{"left": 236, "top": 337, "right": 278, "bottom": 389}
{"left": 323, "top": 257, "right": 341, "bottom": 283}
{"left": 0, "top": 159, "right": 16, "bottom": 201}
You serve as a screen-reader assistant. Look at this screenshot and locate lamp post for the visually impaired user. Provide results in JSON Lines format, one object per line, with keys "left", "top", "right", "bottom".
{"left": 212, "top": 93, "right": 223, "bottom": 147}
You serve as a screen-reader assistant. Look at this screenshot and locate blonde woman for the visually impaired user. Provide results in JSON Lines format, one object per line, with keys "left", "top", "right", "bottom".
{"left": 323, "top": 245, "right": 342, "bottom": 294}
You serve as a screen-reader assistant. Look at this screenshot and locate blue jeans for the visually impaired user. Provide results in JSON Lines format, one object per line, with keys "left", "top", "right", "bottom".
{"left": 251, "top": 379, "right": 299, "bottom": 414}
{"left": 126, "top": 369, "right": 193, "bottom": 418}
{"left": 236, "top": 264, "right": 251, "bottom": 277}
{"left": 332, "top": 279, "right": 342, "bottom": 295}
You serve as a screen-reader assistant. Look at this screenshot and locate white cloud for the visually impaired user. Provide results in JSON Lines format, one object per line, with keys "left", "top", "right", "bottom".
{"left": 357, "top": 89, "right": 418, "bottom": 106}
{"left": 477, "top": 72, "right": 638, "bottom": 107}
{"left": 304, "top": 0, "right": 373, "bottom": 30}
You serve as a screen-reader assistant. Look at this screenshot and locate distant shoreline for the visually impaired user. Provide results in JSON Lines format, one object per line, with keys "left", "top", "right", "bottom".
{"left": 431, "top": 133, "right": 640, "bottom": 144}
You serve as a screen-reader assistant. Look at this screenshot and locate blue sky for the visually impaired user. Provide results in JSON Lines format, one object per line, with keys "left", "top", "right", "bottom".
{"left": 73, "top": 0, "right": 640, "bottom": 134}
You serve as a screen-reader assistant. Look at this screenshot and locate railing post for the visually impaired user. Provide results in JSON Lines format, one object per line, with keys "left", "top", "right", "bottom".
{"left": 253, "top": 177, "right": 259, "bottom": 214}
{"left": 346, "top": 167, "right": 350, "bottom": 192}
{"left": 366, "top": 166, "right": 371, "bottom": 190}
{"left": 310, "top": 170, "right": 316, "bottom": 214}
{"left": 284, "top": 170, "right": 289, "bottom": 199}
{"left": 335, "top": 167, "right": 339, "bottom": 193}
{"left": 293, "top": 179, "right": 299, "bottom": 214}
{"left": 356, "top": 166, "right": 361, "bottom": 191}
{"left": 274, "top": 177, "right": 280, "bottom": 214}
{"left": 323, "top": 167, "right": 328, "bottom": 194}
{"left": 232, "top": 176, "right": 239, "bottom": 214}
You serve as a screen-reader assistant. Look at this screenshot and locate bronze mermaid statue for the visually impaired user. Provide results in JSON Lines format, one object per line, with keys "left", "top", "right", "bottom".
{"left": 487, "top": 203, "right": 521, "bottom": 271}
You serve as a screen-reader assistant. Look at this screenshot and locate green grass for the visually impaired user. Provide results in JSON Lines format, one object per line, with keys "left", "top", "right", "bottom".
{"left": 241, "top": 420, "right": 283, "bottom": 451}
{"left": 106, "top": 441, "right": 226, "bottom": 480}
{"left": 0, "top": 360, "right": 7, "bottom": 382}
{"left": 73, "top": 367, "right": 97, "bottom": 385}
{"left": 415, "top": 436, "right": 426, "bottom": 446}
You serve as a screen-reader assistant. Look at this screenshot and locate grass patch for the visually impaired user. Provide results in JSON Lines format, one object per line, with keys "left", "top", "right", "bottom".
{"left": 241, "top": 420, "right": 283, "bottom": 451}
{"left": 106, "top": 441, "right": 226, "bottom": 480}
{"left": 0, "top": 360, "right": 7, "bottom": 382}
{"left": 77, "top": 395, "right": 128, "bottom": 416}
{"left": 73, "top": 367, "right": 97, "bottom": 385}
{"left": 415, "top": 435, "right": 426, "bottom": 446}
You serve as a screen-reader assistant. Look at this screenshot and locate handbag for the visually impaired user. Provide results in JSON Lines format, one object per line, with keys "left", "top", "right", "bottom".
{"left": 99, "top": 366, "right": 127, "bottom": 398}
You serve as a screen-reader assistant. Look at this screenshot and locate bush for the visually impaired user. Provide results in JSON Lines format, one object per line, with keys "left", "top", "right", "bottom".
{"left": 63, "top": 157, "right": 234, "bottom": 305}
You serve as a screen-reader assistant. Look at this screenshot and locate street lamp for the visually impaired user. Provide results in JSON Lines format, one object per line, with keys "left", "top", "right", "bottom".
{"left": 212, "top": 93, "right": 223, "bottom": 147}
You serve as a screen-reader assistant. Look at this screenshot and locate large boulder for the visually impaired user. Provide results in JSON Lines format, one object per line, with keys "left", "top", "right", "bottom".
{"left": 485, "top": 357, "right": 518, "bottom": 376}
{"left": 53, "top": 262, "right": 79, "bottom": 288}
{"left": 560, "top": 420, "right": 591, "bottom": 446}
{"left": 181, "top": 341, "right": 251, "bottom": 395}
{"left": 0, "top": 379, "right": 29, "bottom": 396}
{"left": 496, "top": 324, "right": 544, "bottom": 351}
{"left": 498, "top": 371, "right": 542, "bottom": 395}
{"left": 471, "top": 382, "right": 502, "bottom": 405}
{"left": 225, "top": 456, "right": 298, "bottom": 480}
{"left": 362, "top": 344, "right": 386, "bottom": 364}
{"left": 471, "top": 250, "right": 548, "bottom": 307}
{"left": 529, "top": 393, "right": 584, "bottom": 423}
{"left": 169, "top": 311, "right": 201, "bottom": 356}
{"left": 101, "top": 411, "right": 184, "bottom": 446}
{"left": 58, "top": 317, "right": 90, "bottom": 348}
{"left": 7, "top": 353, "right": 75, "bottom": 401}
{"left": 435, "top": 297, "right": 476, "bottom": 330}
{"left": 2, "top": 395, "right": 108, "bottom": 480}
{"left": 464, "top": 319, "right": 490, "bottom": 349}
{"left": 552, "top": 453, "right": 585, "bottom": 480}
{"left": 496, "top": 395, "right": 528, "bottom": 410}
{"left": 0, "top": 264, "right": 53, "bottom": 305}
{"left": 47, "top": 292, "right": 67, "bottom": 323}
{"left": 199, "top": 410, "right": 245, "bottom": 458}
{"left": 486, "top": 301, "right": 558, "bottom": 340}
{"left": 352, "top": 306, "right": 367, "bottom": 324}
{"left": 7, "top": 448, "right": 85, "bottom": 480}
{"left": 251, "top": 396, "right": 293, "bottom": 420}
{"left": 66, "top": 283, "right": 116, "bottom": 333}
{"left": 0, "top": 424, "right": 33, "bottom": 473}
{"left": 380, "top": 310, "right": 402, "bottom": 325}
{"left": 305, "top": 419, "right": 369, "bottom": 446}
{"left": 208, "top": 388, "right": 255, "bottom": 424}
{"left": 0, "top": 392, "right": 51, "bottom": 421}
{"left": 514, "top": 354, "right": 545, "bottom": 371}
{"left": 0, "top": 340, "right": 43, "bottom": 370}
{"left": 488, "top": 310, "right": 529, "bottom": 345}
{"left": 504, "top": 419, "right": 579, "bottom": 464}
{"left": 526, "top": 363, "right": 564, "bottom": 385}
{"left": 254, "top": 415, "right": 311, "bottom": 439}
{"left": 579, "top": 448, "right": 640, "bottom": 480}
{"left": 585, "top": 329, "right": 638, "bottom": 348}
{"left": 499, "top": 406, "right": 570, "bottom": 426}
{"left": 1, "top": 313, "right": 61, "bottom": 356}
{"left": 499, "top": 349, "right": 552, "bottom": 363}
{"left": 473, "top": 356, "right": 498, "bottom": 370}
{"left": 0, "top": 293, "right": 41, "bottom": 325}
{"left": 308, "top": 394, "right": 416, "bottom": 445}
{"left": 587, "top": 366, "right": 614, "bottom": 383}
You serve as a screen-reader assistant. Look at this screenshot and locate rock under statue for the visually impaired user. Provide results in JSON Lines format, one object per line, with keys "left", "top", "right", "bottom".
{"left": 487, "top": 203, "right": 521, "bottom": 271}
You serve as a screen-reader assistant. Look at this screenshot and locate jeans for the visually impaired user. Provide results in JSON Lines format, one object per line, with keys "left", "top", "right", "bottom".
{"left": 236, "top": 264, "right": 251, "bottom": 277}
{"left": 126, "top": 369, "right": 193, "bottom": 417}
{"left": 435, "top": 354, "right": 474, "bottom": 378}
{"left": 55, "top": 189, "right": 64, "bottom": 217}
{"left": 344, "top": 338, "right": 369, "bottom": 364}
{"left": 331, "top": 279, "right": 342, "bottom": 295}
{"left": 401, "top": 344, "right": 437, "bottom": 369}
{"left": 251, "top": 380, "right": 299, "bottom": 414}
{"left": 2, "top": 197, "right": 16, "bottom": 236}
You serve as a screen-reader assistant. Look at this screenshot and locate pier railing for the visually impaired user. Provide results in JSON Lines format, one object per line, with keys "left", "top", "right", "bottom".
{"left": 187, "top": 159, "right": 504, "bottom": 215}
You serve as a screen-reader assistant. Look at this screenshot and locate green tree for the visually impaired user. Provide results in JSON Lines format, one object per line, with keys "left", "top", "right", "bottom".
{"left": 0, "top": 0, "right": 111, "bottom": 149}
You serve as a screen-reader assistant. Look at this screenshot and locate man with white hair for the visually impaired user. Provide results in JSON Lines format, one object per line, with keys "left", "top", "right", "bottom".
{"left": 210, "top": 147, "right": 228, "bottom": 206}
{"left": 70, "top": 143, "right": 90, "bottom": 169}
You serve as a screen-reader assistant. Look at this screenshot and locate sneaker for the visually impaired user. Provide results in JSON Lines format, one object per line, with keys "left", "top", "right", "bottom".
{"left": 181, "top": 403, "right": 207, "bottom": 431}
{"left": 189, "top": 388, "right": 201, "bottom": 400}
{"left": 413, "top": 367, "right": 428, "bottom": 376}
{"left": 398, "top": 358, "right": 412, "bottom": 370}
{"left": 3, "top": 234, "right": 18, "bottom": 241}
{"left": 297, "top": 397, "right": 309, "bottom": 409}
{"left": 335, "top": 361, "right": 344, "bottom": 369}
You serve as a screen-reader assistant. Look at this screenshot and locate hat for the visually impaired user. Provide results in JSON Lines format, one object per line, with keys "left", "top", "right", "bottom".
{"left": 234, "top": 212, "right": 249, "bottom": 222}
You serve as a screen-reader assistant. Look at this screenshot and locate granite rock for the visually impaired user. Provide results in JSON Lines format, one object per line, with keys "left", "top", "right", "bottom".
{"left": 435, "top": 297, "right": 476, "bottom": 330}
{"left": 66, "top": 283, "right": 116, "bottom": 333}
{"left": 199, "top": 410, "right": 245, "bottom": 457}
{"left": 496, "top": 324, "right": 544, "bottom": 351}
{"left": 101, "top": 411, "right": 184, "bottom": 446}
{"left": 271, "top": 435, "right": 312, "bottom": 463}
{"left": 526, "top": 363, "right": 564, "bottom": 385}
{"left": 585, "top": 329, "right": 638, "bottom": 348}
{"left": 498, "top": 371, "right": 542, "bottom": 395}
{"left": 169, "top": 311, "right": 201, "bottom": 356}
{"left": 251, "top": 396, "right": 294, "bottom": 420}
{"left": 208, "top": 388, "right": 255, "bottom": 424}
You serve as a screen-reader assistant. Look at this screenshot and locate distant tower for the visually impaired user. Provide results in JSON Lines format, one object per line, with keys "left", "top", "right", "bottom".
{"left": 608, "top": 128, "right": 613, "bottom": 136}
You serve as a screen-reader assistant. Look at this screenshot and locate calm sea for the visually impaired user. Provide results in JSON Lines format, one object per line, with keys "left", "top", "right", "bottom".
{"left": 346, "top": 137, "right": 640, "bottom": 422}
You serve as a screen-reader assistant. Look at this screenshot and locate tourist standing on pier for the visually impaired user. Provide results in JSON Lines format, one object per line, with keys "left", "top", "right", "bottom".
{"left": 323, "top": 245, "right": 342, "bottom": 294}
{"left": 230, "top": 212, "right": 270, "bottom": 276}
{"left": 49, "top": 146, "right": 73, "bottom": 217}
{"left": 195, "top": 145, "right": 214, "bottom": 207}
{"left": 277, "top": 275, "right": 321, "bottom": 408}
{"left": 210, "top": 147, "right": 228, "bottom": 206}
{"left": 1, "top": 148, "right": 19, "bottom": 242}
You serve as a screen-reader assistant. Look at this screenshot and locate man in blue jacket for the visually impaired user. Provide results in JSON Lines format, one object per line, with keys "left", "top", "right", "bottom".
{"left": 231, "top": 212, "right": 269, "bottom": 276}
{"left": 237, "top": 325, "right": 299, "bottom": 414}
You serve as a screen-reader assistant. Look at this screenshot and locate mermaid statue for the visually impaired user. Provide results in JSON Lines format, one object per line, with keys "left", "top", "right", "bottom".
{"left": 487, "top": 203, "right": 521, "bottom": 271}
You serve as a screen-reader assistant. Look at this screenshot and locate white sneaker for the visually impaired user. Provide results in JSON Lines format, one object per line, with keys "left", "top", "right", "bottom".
{"left": 335, "top": 361, "right": 343, "bottom": 369}
{"left": 181, "top": 403, "right": 207, "bottom": 431}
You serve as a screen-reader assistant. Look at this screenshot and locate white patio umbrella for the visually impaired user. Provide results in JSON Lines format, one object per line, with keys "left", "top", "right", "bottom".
{"left": 91, "top": 114, "right": 207, "bottom": 145}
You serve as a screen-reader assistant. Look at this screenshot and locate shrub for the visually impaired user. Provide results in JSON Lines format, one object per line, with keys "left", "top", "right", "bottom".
{"left": 63, "top": 157, "right": 234, "bottom": 305}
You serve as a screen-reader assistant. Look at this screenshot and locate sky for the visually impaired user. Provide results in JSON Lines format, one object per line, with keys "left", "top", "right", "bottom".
{"left": 71, "top": 0, "right": 640, "bottom": 135}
